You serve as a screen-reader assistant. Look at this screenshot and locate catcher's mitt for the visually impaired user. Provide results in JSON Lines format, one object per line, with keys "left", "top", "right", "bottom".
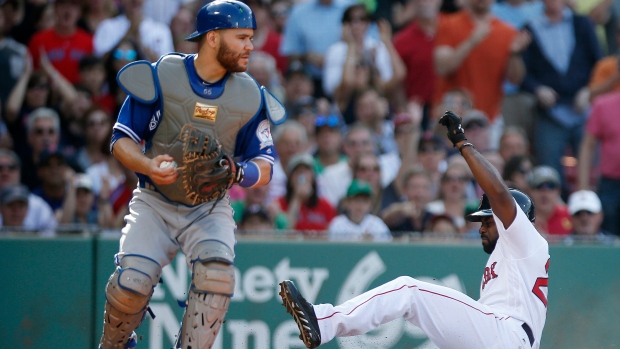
{"left": 180, "top": 125, "right": 243, "bottom": 205}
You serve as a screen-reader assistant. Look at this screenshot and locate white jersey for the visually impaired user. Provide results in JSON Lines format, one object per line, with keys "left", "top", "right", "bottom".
{"left": 479, "top": 205, "right": 550, "bottom": 347}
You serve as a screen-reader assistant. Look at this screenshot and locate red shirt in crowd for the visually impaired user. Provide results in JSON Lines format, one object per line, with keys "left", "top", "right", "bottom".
{"left": 277, "top": 197, "right": 337, "bottom": 232}
{"left": 393, "top": 17, "right": 445, "bottom": 104}
{"left": 28, "top": 29, "right": 93, "bottom": 84}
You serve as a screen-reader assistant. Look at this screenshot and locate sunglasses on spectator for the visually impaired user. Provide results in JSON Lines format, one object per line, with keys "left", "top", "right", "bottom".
{"left": 348, "top": 16, "right": 370, "bottom": 23}
{"left": 346, "top": 139, "right": 372, "bottom": 147}
{"left": 34, "top": 128, "right": 56, "bottom": 136}
{"left": 356, "top": 165, "right": 380, "bottom": 172}
{"left": 29, "top": 83, "right": 50, "bottom": 90}
{"left": 113, "top": 49, "right": 137, "bottom": 61}
{"left": 0, "top": 164, "right": 18, "bottom": 171}
{"left": 87, "top": 119, "right": 108, "bottom": 127}
{"left": 534, "top": 182, "right": 557, "bottom": 190}
{"left": 464, "top": 121, "right": 487, "bottom": 129}
{"left": 315, "top": 115, "right": 340, "bottom": 128}
{"left": 420, "top": 144, "right": 442, "bottom": 153}
{"left": 443, "top": 175, "right": 469, "bottom": 183}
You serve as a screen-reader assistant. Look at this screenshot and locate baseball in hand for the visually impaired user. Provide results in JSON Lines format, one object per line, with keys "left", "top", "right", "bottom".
{"left": 159, "top": 161, "right": 177, "bottom": 169}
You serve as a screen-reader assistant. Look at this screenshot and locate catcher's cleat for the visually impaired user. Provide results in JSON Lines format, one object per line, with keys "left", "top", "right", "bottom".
{"left": 279, "top": 280, "right": 321, "bottom": 349}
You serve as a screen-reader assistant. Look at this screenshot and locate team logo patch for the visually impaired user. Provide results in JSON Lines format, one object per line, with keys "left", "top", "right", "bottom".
{"left": 193, "top": 102, "right": 218, "bottom": 121}
{"left": 257, "top": 119, "right": 273, "bottom": 149}
{"left": 149, "top": 110, "right": 161, "bottom": 131}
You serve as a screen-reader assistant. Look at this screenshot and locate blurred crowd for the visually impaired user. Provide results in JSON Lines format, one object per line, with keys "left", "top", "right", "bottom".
{"left": 0, "top": 0, "right": 618, "bottom": 243}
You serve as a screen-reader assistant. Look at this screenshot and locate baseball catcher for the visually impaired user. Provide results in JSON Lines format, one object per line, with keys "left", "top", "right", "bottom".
{"left": 98, "top": 1, "right": 286, "bottom": 348}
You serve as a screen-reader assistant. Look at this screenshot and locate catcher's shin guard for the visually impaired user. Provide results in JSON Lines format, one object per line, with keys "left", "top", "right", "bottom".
{"left": 177, "top": 240, "right": 235, "bottom": 349}
{"left": 100, "top": 255, "right": 162, "bottom": 349}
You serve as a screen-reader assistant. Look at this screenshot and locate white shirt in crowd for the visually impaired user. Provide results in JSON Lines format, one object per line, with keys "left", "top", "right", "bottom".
{"left": 93, "top": 15, "right": 174, "bottom": 59}
{"left": 328, "top": 214, "right": 392, "bottom": 242}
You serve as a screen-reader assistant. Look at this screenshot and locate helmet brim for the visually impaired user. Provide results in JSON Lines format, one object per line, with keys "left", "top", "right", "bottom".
{"left": 185, "top": 31, "right": 203, "bottom": 42}
{"left": 465, "top": 209, "right": 493, "bottom": 222}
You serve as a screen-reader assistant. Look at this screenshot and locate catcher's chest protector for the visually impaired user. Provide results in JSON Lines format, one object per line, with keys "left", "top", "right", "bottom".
{"left": 146, "top": 55, "right": 261, "bottom": 205}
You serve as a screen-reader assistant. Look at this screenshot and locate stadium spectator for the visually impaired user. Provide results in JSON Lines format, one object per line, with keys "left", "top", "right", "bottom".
{"left": 498, "top": 125, "right": 529, "bottom": 163}
{"left": 143, "top": 0, "right": 194, "bottom": 26}
{"left": 75, "top": 106, "right": 112, "bottom": 170}
{"left": 21, "top": 108, "right": 63, "bottom": 189}
{"left": 282, "top": 60, "right": 315, "bottom": 112}
{"left": 78, "top": 56, "right": 115, "bottom": 114}
{"left": 393, "top": 0, "right": 443, "bottom": 124}
{"left": 93, "top": 0, "right": 173, "bottom": 62}
{"left": 276, "top": 152, "right": 336, "bottom": 234}
{"left": 0, "top": 5, "right": 28, "bottom": 104}
{"left": 0, "top": 149, "right": 56, "bottom": 235}
{"left": 328, "top": 179, "right": 392, "bottom": 241}
{"left": 290, "top": 96, "right": 320, "bottom": 151}
{"left": 169, "top": 4, "right": 196, "bottom": 54}
{"left": 502, "top": 154, "right": 534, "bottom": 194}
{"left": 461, "top": 109, "right": 491, "bottom": 152}
{"left": 60, "top": 172, "right": 114, "bottom": 228}
{"left": 416, "top": 133, "right": 448, "bottom": 196}
{"left": 567, "top": 189, "right": 612, "bottom": 240}
{"left": 434, "top": 0, "right": 531, "bottom": 147}
{"left": 247, "top": 50, "right": 285, "bottom": 102}
{"left": 267, "top": 120, "right": 308, "bottom": 203}
{"left": 351, "top": 152, "right": 386, "bottom": 214}
{"left": 578, "top": 91, "right": 620, "bottom": 235}
{"left": 587, "top": 22, "right": 620, "bottom": 101}
{"left": 104, "top": 39, "right": 144, "bottom": 112}
{"left": 243, "top": 0, "right": 287, "bottom": 74}
{"left": 269, "top": 0, "right": 291, "bottom": 34}
{"left": 280, "top": 0, "right": 348, "bottom": 97}
{"left": 352, "top": 88, "right": 398, "bottom": 154}
{"left": 0, "top": 184, "right": 37, "bottom": 234}
{"left": 427, "top": 213, "right": 460, "bottom": 234}
{"left": 528, "top": 165, "right": 572, "bottom": 235}
{"left": 319, "top": 124, "right": 401, "bottom": 207}
{"left": 28, "top": 0, "right": 93, "bottom": 84}
{"left": 521, "top": 0, "right": 602, "bottom": 188}
{"left": 323, "top": 4, "right": 404, "bottom": 102}
{"left": 427, "top": 161, "right": 475, "bottom": 232}
{"left": 77, "top": 0, "right": 117, "bottom": 34}
{"left": 381, "top": 167, "right": 435, "bottom": 236}
{"left": 238, "top": 206, "right": 275, "bottom": 232}
{"left": 313, "top": 114, "right": 346, "bottom": 174}
{"left": 232, "top": 185, "right": 287, "bottom": 229}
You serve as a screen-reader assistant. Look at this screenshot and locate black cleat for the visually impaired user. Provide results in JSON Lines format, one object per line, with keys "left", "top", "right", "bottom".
{"left": 279, "top": 280, "right": 321, "bottom": 349}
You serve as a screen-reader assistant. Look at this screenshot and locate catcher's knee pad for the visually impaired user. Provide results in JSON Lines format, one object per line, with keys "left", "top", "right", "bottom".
{"left": 179, "top": 240, "right": 235, "bottom": 349}
{"left": 100, "top": 255, "right": 161, "bottom": 349}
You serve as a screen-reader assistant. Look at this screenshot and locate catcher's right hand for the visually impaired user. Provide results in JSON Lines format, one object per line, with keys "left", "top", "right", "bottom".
{"left": 439, "top": 111, "right": 467, "bottom": 147}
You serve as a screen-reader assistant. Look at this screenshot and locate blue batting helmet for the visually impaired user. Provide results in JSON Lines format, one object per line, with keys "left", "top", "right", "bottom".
{"left": 185, "top": 0, "right": 257, "bottom": 42}
{"left": 466, "top": 188, "right": 536, "bottom": 223}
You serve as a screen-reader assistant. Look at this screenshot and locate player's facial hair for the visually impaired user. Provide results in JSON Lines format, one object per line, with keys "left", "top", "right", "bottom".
{"left": 217, "top": 39, "right": 246, "bottom": 73}
{"left": 483, "top": 237, "right": 497, "bottom": 254}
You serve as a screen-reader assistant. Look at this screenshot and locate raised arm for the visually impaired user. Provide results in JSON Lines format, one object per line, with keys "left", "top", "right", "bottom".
{"left": 439, "top": 111, "right": 516, "bottom": 228}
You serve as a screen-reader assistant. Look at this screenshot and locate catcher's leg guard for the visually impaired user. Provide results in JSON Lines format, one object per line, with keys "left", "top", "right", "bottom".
{"left": 178, "top": 240, "right": 235, "bottom": 349}
{"left": 100, "top": 255, "right": 162, "bottom": 349}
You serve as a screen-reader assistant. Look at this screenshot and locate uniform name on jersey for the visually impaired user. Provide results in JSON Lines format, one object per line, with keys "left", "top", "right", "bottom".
{"left": 193, "top": 102, "right": 218, "bottom": 121}
{"left": 482, "top": 261, "right": 499, "bottom": 290}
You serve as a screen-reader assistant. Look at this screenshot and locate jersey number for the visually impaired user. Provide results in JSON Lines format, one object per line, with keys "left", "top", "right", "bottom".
{"left": 532, "top": 258, "right": 550, "bottom": 307}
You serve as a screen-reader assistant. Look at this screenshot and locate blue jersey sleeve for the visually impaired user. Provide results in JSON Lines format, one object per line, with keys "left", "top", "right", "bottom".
{"left": 233, "top": 108, "right": 275, "bottom": 164}
{"left": 111, "top": 95, "right": 162, "bottom": 149}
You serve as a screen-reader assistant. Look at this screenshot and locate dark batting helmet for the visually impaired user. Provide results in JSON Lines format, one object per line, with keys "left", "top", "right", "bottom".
{"left": 185, "top": 0, "right": 257, "bottom": 42}
{"left": 466, "top": 188, "right": 535, "bottom": 223}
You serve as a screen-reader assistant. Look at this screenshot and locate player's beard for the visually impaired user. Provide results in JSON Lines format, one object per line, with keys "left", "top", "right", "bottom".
{"left": 217, "top": 40, "right": 248, "bottom": 73}
{"left": 482, "top": 236, "right": 497, "bottom": 254}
